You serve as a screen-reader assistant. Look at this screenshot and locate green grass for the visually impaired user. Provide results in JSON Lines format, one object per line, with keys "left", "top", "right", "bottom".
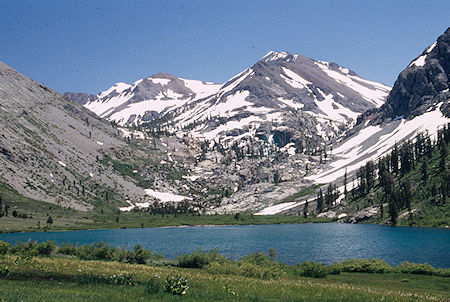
{"left": 0, "top": 197, "right": 333, "bottom": 233}
{"left": 0, "top": 177, "right": 334, "bottom": 233}
{"left": 0, "top": 255, "right": 448, "bottom": 301}
{"left": 279, "top": 184, "right": 323, "bottom": 204}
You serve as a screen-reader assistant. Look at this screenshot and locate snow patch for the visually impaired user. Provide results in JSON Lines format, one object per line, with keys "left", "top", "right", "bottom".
{"left": 315, "top": 61, "right": 390, "bottom": 107}
{"left": 282, "top": 67, "right": 312, "bottom": 86}
{"left": 150, "top": 78, "right": 171, "bottom": 85}
{"left": 277, "top": 97, "right": 305, "bottom": 109}
{"left": 145, "top": 189, "right": 192, "bottom": 203}
{"left": 97, "top": 82, "right": 130, "bottom": 99}
{"left": 58, "top": 161, "right": 66, "bottom": 167}
{"left": 426, "top": 42, "right": 437, "bottom": 53}
{"left": 409, "top": 55, "right": 427, "bottom": 67}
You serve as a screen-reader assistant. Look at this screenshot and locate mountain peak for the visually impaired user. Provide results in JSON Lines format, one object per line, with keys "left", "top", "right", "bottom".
{"left": 261, "top": 50, "right": 290, "bottom": 61}
{"left": 149, "top": 72, "right": 176, "bottom": 79}
{"left": 382, "top": 28, "right": 450, "bottom": 119}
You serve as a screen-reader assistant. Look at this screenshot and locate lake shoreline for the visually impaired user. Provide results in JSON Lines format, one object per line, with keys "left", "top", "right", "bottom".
{"left": 1, "top": 217, "right": 449, "bottom": 234}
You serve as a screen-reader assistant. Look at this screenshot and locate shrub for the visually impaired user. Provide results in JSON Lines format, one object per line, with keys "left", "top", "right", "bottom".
{"left": 296, "top": 261, "right": 329, "bottom": 278}
{"left": 10, "top": 241, "right": 39, "bottom": 256}
{"left": 57, "top": 242, "right": 159, "bottom": 264}
{"left": 76, "top": 242, "right": 114, "bottom": 260}
{"left": 0, "top": 241, "right": 9, "bottom": 255}
{"left": 239, "top": 262, "right": 279, "bottom": 279}
{"left": 177, "top": 248, "right": 226, "bottom": 268}
{"left": 91, "top": 242, "right": 113, "bottom": 260}
{"left": 396, "top": 262, "right": 436, "bottom": 275}
{"left": 240, "top": 252, "right": 273, "bottom": 266}
{"left": 435, "top": 268, "right": 450, "bottom": 277}
{"left": 37, "top": 240, "right": 55, "bottom": 256}
{"left": 339, "top": 259, "right": 393, "bottom": 274}
{"left": 127, "top": 244, "right": 151, "bottom": 264}
{"left": 206, "top": 260, "right": 241, "bottom": 276}
{"left": 112, "top": 248, "right": 128, "bottom": 262}
{"left": 57, "top": 243, "right": 77, "bottom": 256}
{"left": 0, "top": 265, "right": 10, "bottom": 276}
{"left": 144, "top": 274, "right": 163, "bottom": 294}
{"left": 164, "top": 275, "right": 189, "bottom": 295}
{"left": 328, "top": 262, "right": 342, "bottom": 275}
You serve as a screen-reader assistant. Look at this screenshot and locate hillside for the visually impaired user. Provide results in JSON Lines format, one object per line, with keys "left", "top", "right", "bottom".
{"left": 1, "top": 28, "right": 449, "bottom": 223}
{"left": 253, "top": 28, "right": 450, "bottom": 217}
{"left": 312, "top": 125, "right": 449, "bottom": 227}
{"left": 0, "top": 62, "right": 203, "bottom": 230}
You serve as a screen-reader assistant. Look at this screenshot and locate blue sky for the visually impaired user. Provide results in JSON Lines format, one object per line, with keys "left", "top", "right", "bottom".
{"left": 1, "top": 0, "right": 449, "bottom": 94}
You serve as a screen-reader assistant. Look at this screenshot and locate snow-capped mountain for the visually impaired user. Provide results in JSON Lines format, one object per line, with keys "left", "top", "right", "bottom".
{"left": 84, "top": 73, "right": 221, "bottom": 125}
{"left": 79, "top": 52, "right": 390, "bottom": 151}
{"left": 309, "top": 28, "right": 450, "bottom": 185}
{"left": 167, "top": 51, "right": 390, "bottom": 151}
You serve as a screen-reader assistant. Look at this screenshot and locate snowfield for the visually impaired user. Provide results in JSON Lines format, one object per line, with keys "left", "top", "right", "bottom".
{"left": 309, "top": 104, "right": 450, "bottom": 184}
{"left": 144, "top": 189, "right": 192, "bottom": 203}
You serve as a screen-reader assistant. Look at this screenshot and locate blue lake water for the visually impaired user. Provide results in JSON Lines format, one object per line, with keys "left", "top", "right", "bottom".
{"left": 0, "top": 223, "right": 449, "bottom": 267}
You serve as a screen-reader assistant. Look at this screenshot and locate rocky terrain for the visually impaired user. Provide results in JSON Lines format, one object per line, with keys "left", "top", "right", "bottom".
{"left": 381, "top": 27, "right": 449, "bottom": 120}
{"left": 83, "top": 52, "right": 390, "bottom": 152}
{"left": 62, "top": 92, "right": 96, "bottom": 105}
{"left": 1, "top": 28, "right": 448, "bottom": 220}
{"left": 68, "top": 51, "right": 393, "bottom": 214}
{"left": 0, "top": 61, "right": 154, "bottom": 211}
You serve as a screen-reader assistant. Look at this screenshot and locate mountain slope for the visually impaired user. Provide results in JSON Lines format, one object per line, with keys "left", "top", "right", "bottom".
{"left": 381, "top": 27, "right": 449, "bottom": 119}
{"left": 74, "top": 52, "right": 390, "bottom": 151}
{"left": 295, "top": 29, "right": 450, "bottom": 215}
{"left": 63, "top": 53, "right": 392, "bottom": 215}
{"left": 163, "top": 51, "right": 391, "bottom": 147}
{"left": 84, "top": 73, "right": 221, "bottom": 125}
{"left": 250, "top": 28, "right": 450, "bottom": 216}
{"left": 0, "top": 61, "right": 147, "bottom": 211}
{"left": 63, "top": 92, "right": 96, "bottom": 105}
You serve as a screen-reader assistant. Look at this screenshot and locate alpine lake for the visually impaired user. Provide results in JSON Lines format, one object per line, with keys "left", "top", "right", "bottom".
{"left": 0, "top": 223, "right": 449, "bottom": 268}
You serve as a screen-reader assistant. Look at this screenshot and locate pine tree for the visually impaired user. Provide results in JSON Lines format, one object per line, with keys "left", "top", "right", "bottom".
{"left": 401, "top": 181, "right": 412, "bottom": 211}
{"left": 316, "top": 189, "right": 324, "bottom": 213}
{"left": 388, "top": 196, "right": 398, "bottom": 225}
{"left": 400, "top": 141, "right": 414, "bottom": 175}
{"left": 431, "top": 182, "right": 438, "bottom": 204}
{"left": 440, "top": 143, "right": 448, "bottom": 173}
{"left": 303, "top": 200, "right": 308, "bottom": 219}
{"left": 379, "top": 171, "right": 398, "bottom": 225}
{"left": 273, "top": 170, "right": 281, "bottom": 184}
{"left": 47, "top": 216, "right": 53, "bottom": 226}
{"left": 365, "top": 160, "right": 376, "bottom": 191}
{"left": 421, "top": 159, "right": 428, "bottom": 181}
{"left": 391, "top": 143, "right": 399, "bottom": 174}
{"left": 343, "top": 169, "right": 348, "bottom": 198}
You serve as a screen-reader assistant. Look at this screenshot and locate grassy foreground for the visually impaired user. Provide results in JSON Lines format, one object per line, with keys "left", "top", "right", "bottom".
{"left": 0, "top": 245, "right": 448, "bottom": 302}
